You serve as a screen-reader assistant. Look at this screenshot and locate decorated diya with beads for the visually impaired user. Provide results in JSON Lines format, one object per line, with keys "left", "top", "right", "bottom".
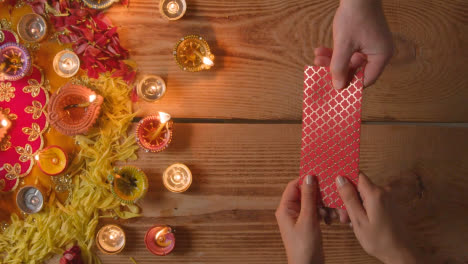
{"left": 47, "top": 83, "right": 103, "bottom": 136}
{"left": 136, "top": 113, "right": 173, "bottom": 153}
{"left": 83, "top": 0, "right": 119, "bottom": 9}
{"left": 0, "top": 42, "right": 32, "bottom": 81}
{"left": 108, "top": 166, "right": 148, "bottom": 204}
{"left": 173, "top": 35, "right": 215, "bottom": 72}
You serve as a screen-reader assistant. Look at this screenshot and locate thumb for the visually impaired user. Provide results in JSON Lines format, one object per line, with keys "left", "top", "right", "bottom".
{"left": 298, "top": 175, "right": 319, "bottom": 224}
{"left": 330, "top": 44, "right": 354, "bottom": 90}
{"left": 336, "top": 176, "right": 367, "bottom": 226}
{"left": 363, "top": 54, "right": 390, "bottom": 87}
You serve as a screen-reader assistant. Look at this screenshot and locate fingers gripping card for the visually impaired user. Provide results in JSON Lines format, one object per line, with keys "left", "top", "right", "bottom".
{"left": 300, "top": 66, "right": 363, "bottom": 209}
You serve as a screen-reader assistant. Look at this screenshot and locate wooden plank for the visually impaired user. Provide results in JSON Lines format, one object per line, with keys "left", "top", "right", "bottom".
{"left": 98, "top": 123, "right": 468, "bottom": 263}
{"left": 105, "top": 0, "right": 468, "bottom": 121}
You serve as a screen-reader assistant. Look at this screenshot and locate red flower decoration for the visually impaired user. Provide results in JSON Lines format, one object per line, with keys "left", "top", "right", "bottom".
{"left": 59, "top": 246, "right": 84, "bottom": 264}
{"left": 29, "top": 0, "right": 136, "bottom": 84}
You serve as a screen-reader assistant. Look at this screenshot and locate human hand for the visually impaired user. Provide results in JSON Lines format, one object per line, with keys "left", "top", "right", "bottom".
{"left": 336, "top": 172, "right": 426, "bottom": 264}
{"left": 275, "top": 176, "right": 324, "bottom": 264}
{"left": 327, "top": 0, "right": 393, "bottom": 89}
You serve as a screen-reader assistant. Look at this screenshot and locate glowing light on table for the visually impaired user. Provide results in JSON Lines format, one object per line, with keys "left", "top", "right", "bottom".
{"left": 96, "top": 225, "right": 126, "bottom": 254}
{"left": 163, "top": 163, "right": 192, "bottom": 193}
{"left": 53, "top": 50, "right": 80, "bottom": 78}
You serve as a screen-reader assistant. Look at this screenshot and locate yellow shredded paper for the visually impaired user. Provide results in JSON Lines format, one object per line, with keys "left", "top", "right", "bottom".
{"left": 0, "top": 74, "right": 140, "bottom": 263}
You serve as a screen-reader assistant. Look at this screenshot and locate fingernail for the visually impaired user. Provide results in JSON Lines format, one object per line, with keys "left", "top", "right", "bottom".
{"left": 306, "top": 175, "right": 313, "bottom": 185}
{"left": 332, "top": 78, "right": 344, "bottom": 90}
{"left": 336, "top": 176, "right": 347, "bottom": 187}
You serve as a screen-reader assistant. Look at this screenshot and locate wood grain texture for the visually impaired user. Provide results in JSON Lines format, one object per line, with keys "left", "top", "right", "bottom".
{"left": 97, "top": 123, "right": 468, "bottom": 264}
{"left": 105, "top": 0, "right": 468, "bottom": 121}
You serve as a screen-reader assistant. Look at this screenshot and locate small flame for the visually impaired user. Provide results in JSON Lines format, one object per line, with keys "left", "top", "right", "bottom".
{"left": 1, "top": 119, "right": 8, "bottom": 127}
{"left": 34, "top": 154, "right": 40, "bottom": 161}
{"left": 89, "top": 94, "right": 97, "bottom": 103}
{"left": 159, "top": 112, "right": 171, "bottom": 124}
{"left": 203, "top": 57, "right": 214, "bottom": 66}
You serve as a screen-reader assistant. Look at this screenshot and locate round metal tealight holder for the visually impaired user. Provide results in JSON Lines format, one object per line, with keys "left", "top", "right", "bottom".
{"left": 17, "top": 13, "right": 48, "bottom": 42}
{"left": 53, "top": 50, "right": 80, "bottom": 78}
{"left": 96, "top": 224, "right": 126, "bottom": 255}
{"left": 159, "top": 0, "right": 187, "bottom": 20}
{"left": 83, "top": 0, "right": 118, "bottom": 9}
{"left": 137, "top": 75, "right": 167, "bottom": 102}
{"left": 16, "top": 186, "right": 44, "bottom": 214}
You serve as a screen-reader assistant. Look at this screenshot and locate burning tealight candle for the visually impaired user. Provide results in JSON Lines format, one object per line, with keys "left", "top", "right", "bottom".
{"left": 34, "top": 146, "right": 68, "bottom": 176}
{"left": 159, "top": 0, "right": 187, "bottom": 20}
{"left": 16, "top": 186, "right": 44, "bottom": 214}
{"left": 137, "top": 75, "right": 167, "bottom": 102}
{"left": 136, "top": 113, "right": 174, "bottom": 153}
{"left": 96, "top": 224, "right": 126, "bottom": 254}
{"left": 53, "top": 50, "right": 80, "bottom": 78}
{"left": 163, "top": 163, "right": 192, "bottom": 193}
{"left": 145, "top": 225, "right": 175, "bottom": 256}
{"left": 0, "top": 113, "right": 11, "bottom": 141}
{"left": 17, "top": 14, "right": 48, "bottom": 42}
{"left": 173, "top": 35, "right": 215, "bottom": 72}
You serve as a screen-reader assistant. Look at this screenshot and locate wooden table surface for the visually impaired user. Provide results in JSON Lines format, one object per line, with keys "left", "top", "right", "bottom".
{"left": 98, "top": 0, "right": 467, "bottom": 263}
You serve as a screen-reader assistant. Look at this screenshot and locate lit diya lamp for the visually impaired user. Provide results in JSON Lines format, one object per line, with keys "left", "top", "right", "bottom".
{"left": 0, "top": 113, "right": 11, "bottom": 142}
{"left": 16, "top": 186, "right": 44, "bottom": 214}
{"left": 34, "top": 146, "right": 68, "bottom": 176}
{"left": 83, "top": 0, "right": 118, "bottom": 9}
{"left": 17, "top": 14, "right": 48, "bottom": 42}
{"left": 108, "top": 166, "right": 148, "bottom": 204}
{"left": 136, "top": 112, "right": 173, "bottom": 153}
{"left": 53, "top": 50, "right": 80, "bottom": 78}
{"left": 145, "top": 225, "right": 175, "bottom": 256}
{"left": 163, "top": 163, "right": 192, "bottom": 193}
{"left": 0, "top": 42, "right": 32, "bottom": 81}
{"left": 137, "top": 75, "right": 167, "bottom": 102}
{"left": 96, "top": 224, "right": 126, "bottom": 254}
{"left": 159, "top": 0, "right": 187, "bottom": 20}
{"left": 47, "top": 83, "right": 103, "bottom": 136}
{"left": 173, "top": 35, "right": 215, "bottom": 72}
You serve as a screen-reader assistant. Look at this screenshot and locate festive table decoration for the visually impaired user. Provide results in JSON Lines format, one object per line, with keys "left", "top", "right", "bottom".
{"left": 0, "top": 65, "right": 48, "bottom": 193}
{"left": 0, "top": 42, "right": 32, "bottom": 81}
{"left": 96, "top": 224, "right": 126, "bottom": 254}
{"left": 29, "top": 0, "right": 136, "bottom": 82}
{"left": 47, "top": 82, "right": 103, "bottom": 136}
{"left": 173, "top": 35, "right": 215, "bottom": 72}
{"left": 53, "top": 50, "right": 80, "bottom": 78}
{"left": 35, "top": 145, "right": 68, "bottom": 176}
{"left": 137, "top": 75, "right": 166, "bottom": 102}
{"left": 16, "top": 186, "right": 44, "bottom": 214}
{"left": 136, "top": 112, "right": 173, "bottom": 153}
{"left": 17, "top": 13, "right": 47, "bottom": 42}
{"left": 159, "top": 0, "right": 187, "bottom": 21}
{"left": 145, "top": 225, "right": 175, "bottom": 256}
{"left": 108, "top": 166, "right": 148, "bottom": 204}
{"left": 163, "top": 163, "right": 192, "bottom": 193}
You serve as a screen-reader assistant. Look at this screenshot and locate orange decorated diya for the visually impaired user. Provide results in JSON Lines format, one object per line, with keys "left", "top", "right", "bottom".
{"left": 136, "top": 112, "right": 173, "bottom": 153}
{"left": 0, "top": 112, "right": 11, "bottom": 142}
{"left": 47, "top": 83, "right": 103, "bottom": 136}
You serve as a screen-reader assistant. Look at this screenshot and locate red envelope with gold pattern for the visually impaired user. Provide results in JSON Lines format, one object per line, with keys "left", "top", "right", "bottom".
{"left": 300, "top": 66, "right": 363, "bottom": 209}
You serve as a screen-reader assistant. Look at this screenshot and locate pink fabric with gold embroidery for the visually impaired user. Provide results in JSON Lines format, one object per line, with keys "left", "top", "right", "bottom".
{"left": 0, "top": 65, "right": 49, "bottom": 192}
{"left": 300, "top": 66, "right": 363, "bottom": 209}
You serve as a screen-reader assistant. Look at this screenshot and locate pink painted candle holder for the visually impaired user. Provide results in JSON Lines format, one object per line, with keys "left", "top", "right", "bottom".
{"left": 136, "top": 114, "right": 173, "bottom": 153}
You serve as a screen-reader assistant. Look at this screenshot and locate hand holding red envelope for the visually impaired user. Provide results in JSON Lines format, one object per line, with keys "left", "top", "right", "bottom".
{"left": 300, "top": 66, "right": 364, "bottom": 209}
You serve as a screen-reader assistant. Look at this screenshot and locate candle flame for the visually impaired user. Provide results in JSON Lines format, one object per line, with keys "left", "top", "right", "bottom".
{"left": 159, "top": 112, "right": 171, "bottom": 124}
{"left": 1, "top": 119, "right": 7, "bottom": 127}
{"left": 34, "top": 154, "right": 40, "bottom": 161}
{"left": 89, "top": 94, "right": 97, "bottom": 103}
{"left": 203, "top": 57, "right": 214, "bottom": 66}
